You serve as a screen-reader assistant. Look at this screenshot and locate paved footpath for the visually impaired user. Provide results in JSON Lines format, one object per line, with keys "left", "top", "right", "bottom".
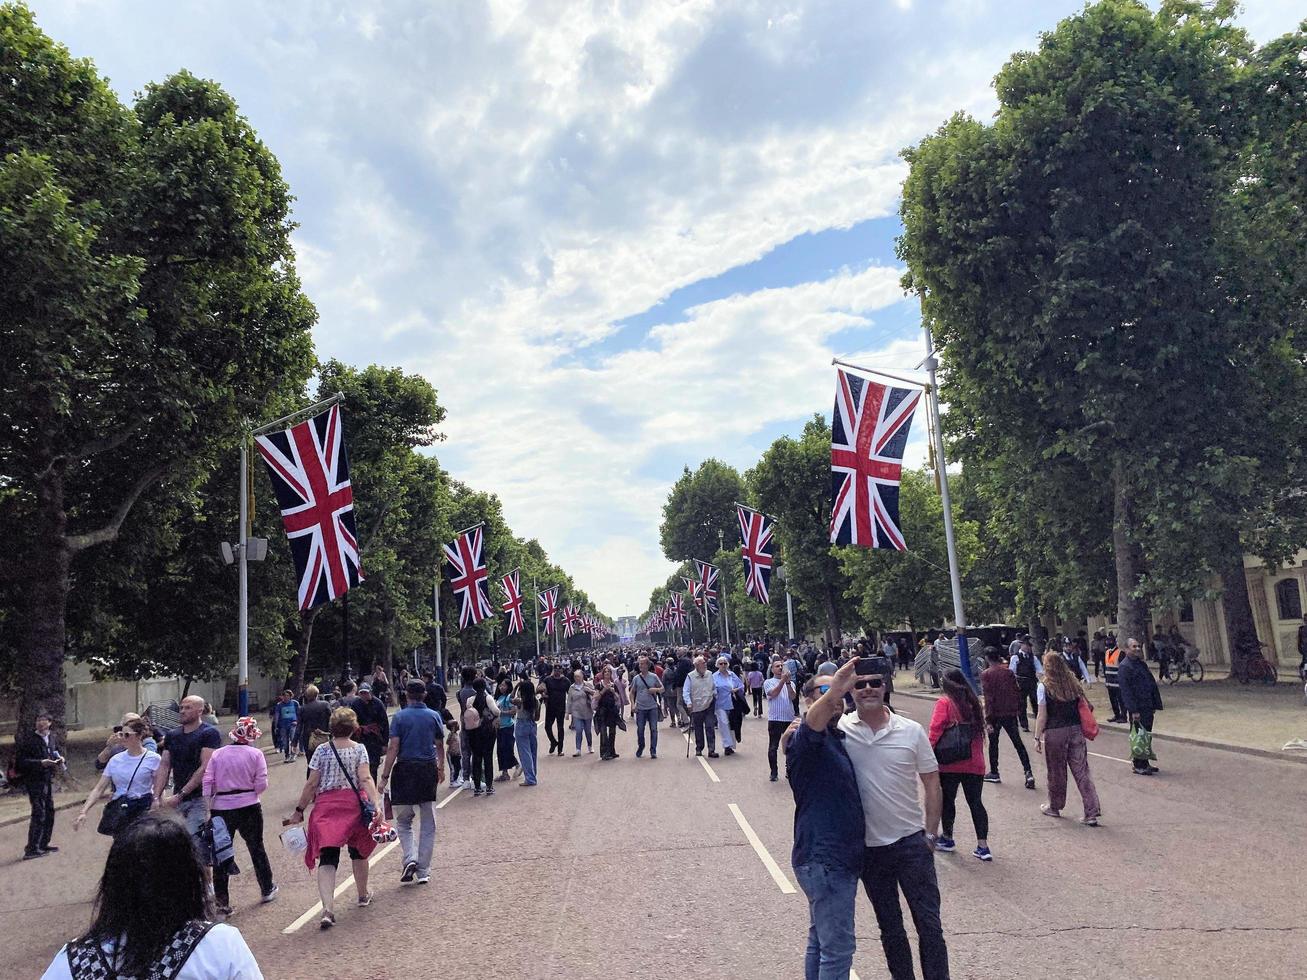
{"left": 2, "top": 701, "right": 1304, "bottom": 979}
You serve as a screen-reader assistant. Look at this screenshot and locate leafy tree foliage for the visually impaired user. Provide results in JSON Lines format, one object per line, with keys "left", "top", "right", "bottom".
{"left": 659, "top": 460, "right": 744, "bottom": 563}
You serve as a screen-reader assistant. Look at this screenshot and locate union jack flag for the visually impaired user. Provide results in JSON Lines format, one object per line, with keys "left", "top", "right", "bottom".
{"left": 694, "top": 560, "right": 719, "bottom": 616}
{"left": 562, "top": 605, "right": 581, "bottom": 638}
{"left": 538, "top": 586, "right": 560, "bottom": 635}
{"left": 670, "top": 592, "right": 687, "bottom": 629}
{"left": 500, "top": 569, "right": 524, "bottom": 635}
{"left": 684, "top": 577, "right": 702, "bottom": 610}
{"left": 444, "top": 526, "right": 493, "bottom": 628}
{"left": 737, "top": 505, "right": 774, "bottom": 604}
{"left": 830, "top": 368, "right": 921, "bottom": 549}
{"left": 255, "top": 404, "right": 362, "bottom": 611}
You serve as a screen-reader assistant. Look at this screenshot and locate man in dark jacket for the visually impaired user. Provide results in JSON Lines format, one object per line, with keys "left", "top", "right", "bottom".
{"left": 980, "top": 648, "right": 1035, "bottom": 789}
{"left": 351, "top": 683, "right": 391, "bottom": 780}
{"left": 1118, "top": 638, "right": 1163, "bottom": 775}
{"left": 17, "top": 712, "right": 63, "bottom": 859}
{"left": 669, "top": 651, "right": 694, "bottom": 729}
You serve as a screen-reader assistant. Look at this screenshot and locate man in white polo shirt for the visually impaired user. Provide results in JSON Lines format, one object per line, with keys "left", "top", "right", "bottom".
{"left": 833, "top": 655, "right": 949, "bottom": 980}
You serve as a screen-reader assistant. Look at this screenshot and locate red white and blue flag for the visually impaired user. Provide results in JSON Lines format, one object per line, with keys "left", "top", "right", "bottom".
{"left": 500, "top": 569, "right": 524, "bottom": 635}
{"left": 562, "top": 605, "right": 581, "bottom": 638}
{"left": 694, "top": 560, "right": 719, "bottom": 616}
{"left": 830, "top": 368, "right": 921, "bottom": 550}
{"left": 737, "top": 505, "right": 774, "bottom": 605}
{"left": 684, "top": 577, "right": 702, "bottom": 610}
{"left": 671, "top": 592, "right": 688, "bottom": 629}
{"left": 538, "top": 586, "right": 560, "bottom": 635}
{"left": 255, "top": 404, "right": 362, "bottom": 611}
{"left": 444, "top": 526, "right": 493, "bottom": 628}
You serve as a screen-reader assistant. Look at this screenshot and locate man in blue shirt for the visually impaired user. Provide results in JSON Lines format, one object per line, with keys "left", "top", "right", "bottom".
{"left": 786, "top": 665, "right": 865, "bottom": 979}
{"left": 378, "top": 680, "right": 446, "bottom": 885}
{"left": 712, "top": 657, "right": 745, "bottom": 756}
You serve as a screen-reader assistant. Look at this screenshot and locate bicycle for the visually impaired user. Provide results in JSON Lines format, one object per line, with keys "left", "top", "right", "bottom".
{"left": 1166, "top": 650, "right": 1204, "bottom": 684}
{"left": 1236, "top": 652, "right": 1278, "bottom": 685}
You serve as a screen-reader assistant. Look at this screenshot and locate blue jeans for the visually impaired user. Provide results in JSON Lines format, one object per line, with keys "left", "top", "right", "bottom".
{"left": 395, "top": 800, "right": 435, "bottom": 875}
{"left": 861, "top": 832, "right": 949, "bottom": 979}
{"left": 636, "top": 707, "right": 659, "bottom": 755}
{"left": 573, "top": 717, "right": 593, "bottom": 751}
{"left": 515, "top": 722, "right": 538, "bottom": 785}
{"left": 794, "top": 862, "right": 859, "bottom": 979}
{"left": 275, "top": 724, "right": 296, "bottom": 757}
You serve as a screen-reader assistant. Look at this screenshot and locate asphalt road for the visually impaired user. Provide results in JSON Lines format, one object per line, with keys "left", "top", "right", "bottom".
{"left": 2, "top": 697, "right": 1304, "bottom": 979}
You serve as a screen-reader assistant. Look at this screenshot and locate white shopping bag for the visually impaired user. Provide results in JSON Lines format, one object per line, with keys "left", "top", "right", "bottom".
{"left": 280, "top": 825, "right": 308, "bottom": 856}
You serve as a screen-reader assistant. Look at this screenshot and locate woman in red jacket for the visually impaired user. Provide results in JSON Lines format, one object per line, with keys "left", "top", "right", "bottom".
{"left": 927, "top": 669, "right": 992, "bottom": 861}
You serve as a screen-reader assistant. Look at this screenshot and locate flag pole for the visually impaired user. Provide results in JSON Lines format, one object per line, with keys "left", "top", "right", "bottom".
{"left": 830, "top": 357, "right": 929, "bottom": 391}
{"left": 433, "top": 575, "right": 443, "bottom": 688}
{"left": 534, "top": 576, "right": 541, "bottom": 660}
{"left": 920, "top": 326, "right": 973, "bottom": 687}
{"left": 237, "top": 439, "right": 249, "bottom": 716}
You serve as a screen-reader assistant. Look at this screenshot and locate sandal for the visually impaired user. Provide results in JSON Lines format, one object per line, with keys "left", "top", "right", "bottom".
{"left": 319, "top": 911, "right": 335, "bottom": 930}
{"left": 1040, "top": 804, "right": 1062, "bottom": 818}
{"left": 357, "top": 893, "right": 373, "bottom": 907}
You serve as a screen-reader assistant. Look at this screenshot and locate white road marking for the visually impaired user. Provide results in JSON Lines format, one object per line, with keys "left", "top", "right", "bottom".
{"left": 698, "top": 756, "right": 721, "bottom": 783}
{"left": 728, "top": 802, "right": 795, "bottom": 894}
{"left": 283, "top": 782, "right": 464, "bottom": 933}
{"left": 850, "top": 971, "right": 862, "bottom": 980}
{"left": 1087, "top": 751, "right": 1132, "bottom": 765}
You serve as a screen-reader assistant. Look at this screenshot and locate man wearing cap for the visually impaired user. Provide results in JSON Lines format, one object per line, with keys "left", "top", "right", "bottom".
{"left": 1060, "top": 637, "right": 1095, "bottom": 685}
{"left": 1009, "top": 637, "right": 1041, "bottom": 731}
{"left": 378, "top": 680, "right": 446, "bottom": 885}
{"left": 352, "top": 683, "right": 390, "bottom": 781}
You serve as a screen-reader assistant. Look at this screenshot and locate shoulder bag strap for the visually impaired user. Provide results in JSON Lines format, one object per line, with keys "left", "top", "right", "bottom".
{"left": 120, "top": 753, "right": 146, "bottom": 797}
{"left": 328, "top": 740, "right": 360, "bottom": 796}
{"left": 159, "top": 921, "right": 217, "bottom": 980}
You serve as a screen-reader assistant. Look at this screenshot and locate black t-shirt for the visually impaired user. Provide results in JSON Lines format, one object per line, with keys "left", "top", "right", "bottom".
{"left": 424, "top": 685, "right": 447, "bottom": 713}
{"left": 542, "top": 674, "right": 570, "bottom": 708}
{"left": 164, "top": 724, "right": 222, "bottom": 800}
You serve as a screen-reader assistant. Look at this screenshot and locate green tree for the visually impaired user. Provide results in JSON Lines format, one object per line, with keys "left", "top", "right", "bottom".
{"left": 659, "top": 460, "right": 745, "bottom": 563}
{"left": 0, "top": 6, "right": 316, "bottom": 732}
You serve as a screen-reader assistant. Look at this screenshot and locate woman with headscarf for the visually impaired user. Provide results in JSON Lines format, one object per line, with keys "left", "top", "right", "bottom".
{"left": 594, "top": 670, "right": 622, "bottom": 761}
{"left": 203, "top": 716, "right": 277, "bottom": 915}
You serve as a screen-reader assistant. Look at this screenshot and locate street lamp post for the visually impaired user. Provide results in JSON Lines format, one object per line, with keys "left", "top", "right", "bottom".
{"left": 777, "top": 565, "right": 795, "bottom": 641}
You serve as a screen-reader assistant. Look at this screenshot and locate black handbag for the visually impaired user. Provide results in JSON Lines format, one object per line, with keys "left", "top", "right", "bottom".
{"left": 97, "top": 754, "right": 150, "bottom": 836}
{"left": 329, "top": 740, "right": 376, "bottom": 827}
{"left": 933, "top": 722, "right": 974, "bottom": 765}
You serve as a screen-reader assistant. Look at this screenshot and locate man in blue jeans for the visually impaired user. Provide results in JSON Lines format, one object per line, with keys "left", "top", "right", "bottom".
{"left": 836, "top": 656, "right": 949, "bottom": 980}
{"left": 630, "top": 655, "right": 663, "bottom": 759}
{"left": 378, "top": 680, "right": 446, "bottom": 885}
{"left": 784, "top": 668, "right": 866, "bottom": 978}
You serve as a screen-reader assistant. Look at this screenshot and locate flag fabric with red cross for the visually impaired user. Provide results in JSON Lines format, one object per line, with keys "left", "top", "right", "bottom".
{"left": 538, "top": 586, "right": 560, "bottom": 635}
{"left": 671, "top": 592, "right": 687, "bottom": 628}
{"left": 255, "top": 404, "right": 363, "bottom": 611}
{"left": 829, "top": 367, "right": 921, "bottom": 549}
{"left": 684, "top": 577, "right": 702, "bottom": 610}
{"left": 694, "top": 560, "right": 719, "bottom": 616}
{"left": 500, "top": 569, "right": 524, "bottom": 635}
{"left": 562, "top": 605, "right": 581, "bottom": 638}
{"left": 737, "top": 505, "right": 774, "bottom": 604}
{"left": 444, "top": 526, "right": 493, "bottom": 628}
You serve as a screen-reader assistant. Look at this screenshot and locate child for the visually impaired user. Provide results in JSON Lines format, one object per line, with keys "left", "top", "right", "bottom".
{"left": 445, "top": 720, "right": 463, "bottom": 788}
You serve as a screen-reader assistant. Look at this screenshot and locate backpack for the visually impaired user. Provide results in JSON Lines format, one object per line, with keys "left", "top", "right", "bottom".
{"left": 462, "top": 705, "right": 480, "bottom": 731}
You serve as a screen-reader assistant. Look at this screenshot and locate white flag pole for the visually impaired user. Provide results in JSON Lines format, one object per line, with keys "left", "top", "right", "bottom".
{"left": 534, "top": 576, "right": 541, "bottom": 660}
{"left": 237, "top": 439, "right": 249, "bottom": 716}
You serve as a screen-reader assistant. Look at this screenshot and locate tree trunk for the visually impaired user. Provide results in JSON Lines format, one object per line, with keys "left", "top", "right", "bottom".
{"left": 1111, "top": 462, "right": 1149, "bottom": 646}
{"left": 286, "top": 606, "right": 321, "bottom": 693}
{"left": 822, "top": 583, "right": 842, "bottom": 647}
{"left": 18, "top": 467, "right": 72, "bottom": 738}
{"left": 382, "top": 617, "right": 394, "bottom": 686}
{"left": 1216, "top": 543, "right": 1260, "bottom": 676}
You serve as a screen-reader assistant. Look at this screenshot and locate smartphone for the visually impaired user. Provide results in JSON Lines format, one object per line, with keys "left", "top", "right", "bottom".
{"left": 855, "top": 657, "right": 877, "bottom": 676}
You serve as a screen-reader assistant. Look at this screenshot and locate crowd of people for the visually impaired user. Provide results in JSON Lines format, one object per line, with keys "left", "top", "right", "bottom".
{"left": 11, "top": 629, "right": 1174, "bottom": 979}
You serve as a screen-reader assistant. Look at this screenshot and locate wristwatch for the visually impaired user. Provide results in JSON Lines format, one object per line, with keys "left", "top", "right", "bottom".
{"left": 294, "top": 805, "right": 304, "bottom": 814}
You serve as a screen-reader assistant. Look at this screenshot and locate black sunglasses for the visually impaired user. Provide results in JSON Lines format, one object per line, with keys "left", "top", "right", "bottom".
{"left": 853, "top": 678, "right": 884, "bottom": 690}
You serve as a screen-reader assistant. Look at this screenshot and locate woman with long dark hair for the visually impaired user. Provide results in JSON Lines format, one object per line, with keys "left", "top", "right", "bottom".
{"left": 513, "top": 677, "right": 540, "bottom": 786}
{"left": 594, "top": 669, "right": 621, "bottom": 760}
{"left": 42, "top": 812, "right": 262, "bottom": 978}
{"left": 927, "top": 669, "right": 992, "bottom": 860}
{"left": 464, "top": 678, "right": 500, "bottom": 797}
{"left": 494, "top": 677, "right": 518, "bottom": 782}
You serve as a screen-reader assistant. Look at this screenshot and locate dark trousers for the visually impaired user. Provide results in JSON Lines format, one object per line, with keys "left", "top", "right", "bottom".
{"left": 212, "top": 804, "right": 275, "bottom": 905}
{"left": 26, "top": 779, "right": 55, "bottom": 854}
{"left": 861, "top": 832, "right": 950, "bottom": 980}
{"left": 448, "top": 752, "right": 462, "bottom": 783}
{"left": 938, "top": 772, "right": 988, "bottom": 840}
{"left": 598, "top": 721, "right": 617, "bottom": 759}
{"left": 767, "top": 720, "right": 789, "bottom": 777}
{"left": 986, "top": 716, "right": 1031, "bottom": 775}
{"left": 1017, "top": 683, "right": 1037, "bottom": 729}
{"left": 691, "top": 708, "right": 716, "bottom": 753}
{"left": 544, "top": 705, "right": 565, "bottom": 753}
{"left": 751, "top": 688, "right": 763, "bottom": 716}
{"left": 1132, "top": 708, "right": 1156, "bottom": 769}
{"left": 1107, "top": 685, "right": 1125, "bottom": 720}
{"left": 496, "top": 727, "right": 517, "bottom": 772}
{"left": 469, "top": 729, "right": 495, "bottom": 790}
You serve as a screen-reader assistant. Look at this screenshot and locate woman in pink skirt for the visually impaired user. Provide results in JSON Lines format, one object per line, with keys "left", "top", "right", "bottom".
{"left": 285, "top": 707, "right": 385, "bottom": 929}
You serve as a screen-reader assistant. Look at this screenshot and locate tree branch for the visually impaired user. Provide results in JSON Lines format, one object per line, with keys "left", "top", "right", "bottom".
{"left": 70, "top": 417, "right": 147, "bottom": 462}
{"left": 64, "top": 464, "right": 170, "bottom": 554}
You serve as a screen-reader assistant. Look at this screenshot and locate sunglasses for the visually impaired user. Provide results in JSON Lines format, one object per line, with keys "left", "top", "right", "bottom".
{"left": 853, "top": 678, "right": 884, "bottom": 690}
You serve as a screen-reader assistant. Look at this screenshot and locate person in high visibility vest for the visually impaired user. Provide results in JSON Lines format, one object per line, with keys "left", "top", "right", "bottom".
{"left": 1103, "top": 645, "right": 1125, "bottom": 722}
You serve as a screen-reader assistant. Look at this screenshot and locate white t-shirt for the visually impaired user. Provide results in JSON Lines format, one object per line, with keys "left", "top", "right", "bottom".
{"left": 837, "top": 710, "right": 939, "bottom": 847}
{"left": 104, "top": 749, "right": 161, "bottom": 799}
{"left": 42, "top": 923, "right": 262, "bottom": 980}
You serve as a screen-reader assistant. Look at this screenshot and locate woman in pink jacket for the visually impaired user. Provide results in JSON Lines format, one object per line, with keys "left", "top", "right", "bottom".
{"left": 927, "top": 669, "right": 992, "bottom": 861}
{"left": 202, "top": 716, "right": 276, "bottom": 915}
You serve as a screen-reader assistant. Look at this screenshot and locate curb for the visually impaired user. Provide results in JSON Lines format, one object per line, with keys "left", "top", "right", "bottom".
{"left": 893, "top": 688, "right": 1307, "bottom": 766}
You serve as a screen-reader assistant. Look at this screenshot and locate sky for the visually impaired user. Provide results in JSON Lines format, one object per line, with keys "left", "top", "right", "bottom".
{"left": 32, "top": 0, "right": 1303, "bottom": 619}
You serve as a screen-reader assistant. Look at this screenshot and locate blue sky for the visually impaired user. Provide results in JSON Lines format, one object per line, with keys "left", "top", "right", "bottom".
{"left": 33, "top": 0, "right": 1302, "bottom": 617}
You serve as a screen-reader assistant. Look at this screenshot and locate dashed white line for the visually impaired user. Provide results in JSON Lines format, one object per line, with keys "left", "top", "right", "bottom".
{"left": 698, "top": 755, "right": 721, "bottom": 783}
{"left": 1087, "top": 751, "right": 1131, "bottom": 765}
{"left": 728, "top": 802, "right": 795, "bottom": 894}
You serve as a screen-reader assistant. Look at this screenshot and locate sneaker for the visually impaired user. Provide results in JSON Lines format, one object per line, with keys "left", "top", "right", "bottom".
{"left": 485, "top": 787, "right": 495, "bottom": 795}
{"left": 935, "top": 836, "right": 956, "bottom": 852}
{"left": 724, "top": 747, "right": 734, "bottom": 756}
{"left": 695, "top": 751, "right": 703, "bottom": 757}
{"left": 1041, "top": 804, "right": 1062, "bottom": 818}
{"left": 587, "top": 747, "right": 594, "bottom": 754}
{"left": 1024, "top": 771, "right": 1036, "bottom": 790}
{"left": 473, "top": 788, "right": 483, "bottom": 797}
{"left": 973, "top": 846, "right": 993, "bottom": 862}
{"left": 573, "top": 751, "right": 581, "bottom": 757}
{"left": 21, "top": 851, "right": 44, "bottom": 861}
{"left": 983, "top": 772, "right": 1001, "bottom": 783}
{"left": 769, "top": 772, "right": 778, "bottom": 782}
{"left": 416, "top": 874, "right": 430, "bottom": 884}
{"left": 261, "top": 885, "right": 279, "bottom": 904}
{"left": 1146, "top": 765, "right": 1159, "bottom": 773}
{"left": 1132, "top": 767, "right": 1155, "bottom": 776}
{"left": 519, "top": 780, "right": 537, "bottom": 786}
{"left": 1080, "top": 816, "right": 1100, "bottom": 827}
{"left": 40, "top": 845, "right": 59, "bottom": 853}
{"left": 401, "top": 861, "right": 418, "bottom": 883}
{"left": 636, "top": 749, "right": 643, "bottom": 758}
{"left": 650, "top": 753, "right": 657, "bottom": 759}
{"left": 707, "top": 751, "right": 719, "bottom": 759}
{"left": 496, "top": 772, "right": 510, "bottom": 782}
{"left": 319, "top": 911, "right": 335, "bottom": 930}
{"left": 357, "top": 893, "right": 372, "bottom": 908}
{"left": 215, "top": 904, "right": 234, "bottom": 916}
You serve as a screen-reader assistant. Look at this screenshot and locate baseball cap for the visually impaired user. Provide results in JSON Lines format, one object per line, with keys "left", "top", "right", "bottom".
{"left": 358, "top": 682, "right": 372, "bottom": 693}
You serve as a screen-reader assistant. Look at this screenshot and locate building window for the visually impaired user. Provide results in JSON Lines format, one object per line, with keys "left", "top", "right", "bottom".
{"left": 1274, "top": 578, "right": 1302, "bottom": 621}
